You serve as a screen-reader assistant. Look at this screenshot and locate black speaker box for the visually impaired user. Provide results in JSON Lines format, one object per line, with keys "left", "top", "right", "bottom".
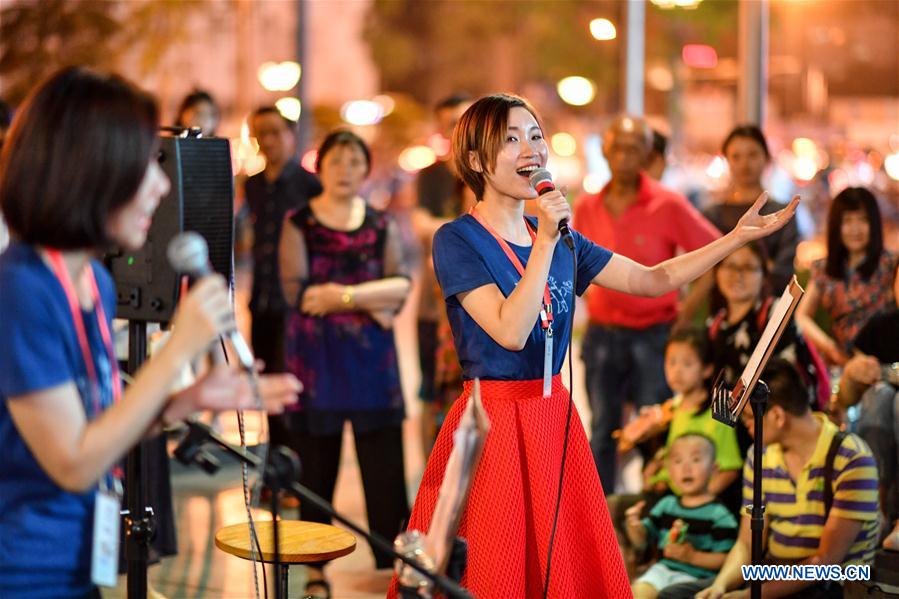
{"left": 106, "top": 136, "right": 234, "bottom": 322}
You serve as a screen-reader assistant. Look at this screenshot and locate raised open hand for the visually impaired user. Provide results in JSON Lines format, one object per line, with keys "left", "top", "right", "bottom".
{"left": 734, "top": 192, "right": 800, "bottom": 243}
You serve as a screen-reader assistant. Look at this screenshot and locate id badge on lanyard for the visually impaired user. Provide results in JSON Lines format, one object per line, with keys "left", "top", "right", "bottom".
{"left": 91, "top": 476, "right": 123, "bottom": 587}
{"left": 469, "top": 210, "right": 556, "bottom": 397}
{"left": 46, "top": 250, "right": 124, "bottom": 587}
{"left": 542, "top": 320, "right": 554, "bottom": 398}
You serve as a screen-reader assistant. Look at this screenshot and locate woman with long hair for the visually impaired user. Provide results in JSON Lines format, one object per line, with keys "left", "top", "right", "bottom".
{"left": 390, "top": 94, "right": 797, "bottom": 598}
{"left": 796, "top": 187, "right": 896, "bottom": 366}
{"left": 0, "top": 67, "right": 298, "bottom": 598}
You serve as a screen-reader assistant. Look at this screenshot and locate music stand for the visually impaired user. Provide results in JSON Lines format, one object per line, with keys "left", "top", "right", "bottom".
{"left": 711, "top": 277, "right": 804, "bottom": 599}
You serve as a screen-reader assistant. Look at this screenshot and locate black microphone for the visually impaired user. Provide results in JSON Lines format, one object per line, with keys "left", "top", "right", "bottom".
{"left": 529, "top": 168, "right": 574, "bottom": 250}
{"left": 167, "top": 232, "right": 256, "bottom": 371}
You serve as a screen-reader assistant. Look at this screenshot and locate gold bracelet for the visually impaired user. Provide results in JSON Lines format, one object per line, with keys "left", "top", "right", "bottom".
{"left": 340, "top": 285, "right": 356, "bottom": 309}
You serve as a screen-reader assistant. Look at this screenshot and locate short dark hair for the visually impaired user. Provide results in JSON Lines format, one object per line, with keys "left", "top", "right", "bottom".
{"left": 435, "top": 94, "right": 472, "bottom": 113}
{"left": 315, "top": 129, "right": 371, "bottom": 176}
{"left": 175, "top": 90, "right": 218, "bottom": 127}
{"left": 0, "top": 67, "right": 158, "bottom": 250}
{"left": 763, "top": 358, "right": 810, "bottom": 416}
{"left": 825, "top": 186, "right": 884, "bottom": 281}
{"left": 250, "top": 105, "right": 297, "bottom": 135}
{"left": 722, "top": 124, "right": 770, "bottom": 160}
{"left": 650, "top": 129, "right": 668, "bottom": 157}
{"left": 452, "top": 93, "right": 543, "bottom": 201}
{"left": 709, "top": 241, "right": 771, "bottom": 314}
{"left": 669, "top": 432, "right": 717, "bottom": 461}
{"left": 666, "top": 326, "right": 711, "bottom": 364}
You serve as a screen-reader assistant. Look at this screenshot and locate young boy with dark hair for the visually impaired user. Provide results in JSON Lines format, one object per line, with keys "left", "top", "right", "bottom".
{"left": 626, "top": 433, "right": 738, "bottom": 599}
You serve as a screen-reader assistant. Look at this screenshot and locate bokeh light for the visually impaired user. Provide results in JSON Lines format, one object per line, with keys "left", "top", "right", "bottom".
{"left": 682, "top": 44, "right": 718, "bottom": 69}
{"left": 551, "top": 132, "right": 577, "bottom": 157}
{"left": 372, "top": 94, "right": 396, "bottom": 117}
{"left": 275, "top": 97, "right": 301, "bottom": 121}
{"left": 557, "top": 76, "right": 596, "bottom": 106}
{"left": 589, "top": 18, "right": 616, "bottom": 41}
{"left": 398, "top": 146, "right": 437, "bottom": 172}
{"left": 705, "top": 156, "right": 727, "bottom": 179}
{"left": 885, "top": 153, "right": 899, "bottom": 181}
{"left": 302, "top": 149, "right": 318, "bottom": 173}
{"left": 341, "top": 100, "right": 384, "bottom": 126}
{"left": 582, "top": 173, "right": 605, "bottom": 194}
{"left": 427, "top": 133, "right": 451, "bottom": 157}
{"left": 257, "top": 61, "right": 301, "bottom": 91}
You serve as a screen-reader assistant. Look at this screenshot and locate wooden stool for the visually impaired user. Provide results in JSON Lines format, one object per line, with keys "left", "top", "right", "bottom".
{"left": 215, "top": 520, "right": 356, "bottom": 597}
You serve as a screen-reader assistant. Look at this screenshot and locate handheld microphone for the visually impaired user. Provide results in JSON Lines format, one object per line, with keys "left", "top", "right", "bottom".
{"left": 167, "top": 232, "right": 256, "bottom": 371}
{"left": 529, "top": 168, "right": 574, "bottom": 250}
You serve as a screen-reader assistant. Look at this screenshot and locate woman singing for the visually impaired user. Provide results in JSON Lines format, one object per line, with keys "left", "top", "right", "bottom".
{"left": 393, "top": 94, "right": 797, "bottom": 598}
{"left": 0, "top": 67, "right": 299, "bottom": 598}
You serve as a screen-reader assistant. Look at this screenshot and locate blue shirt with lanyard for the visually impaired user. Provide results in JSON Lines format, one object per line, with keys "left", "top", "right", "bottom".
{"left": 433, "top": 213, "right": 613, "bottom": 384}
{"left": 0, "top": 242, "right": 121, "bottom": 597}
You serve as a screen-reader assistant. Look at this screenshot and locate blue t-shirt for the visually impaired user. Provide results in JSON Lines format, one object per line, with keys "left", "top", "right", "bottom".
{"left": 433, "top": 214, "right": 613, "bottom": 380}
{"left": 0, "top": 242, "right": 118, "bottom": 598}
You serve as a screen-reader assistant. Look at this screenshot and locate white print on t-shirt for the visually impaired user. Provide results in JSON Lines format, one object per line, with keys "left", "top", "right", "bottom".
{"left": 547, "top": 276, "right": 573, "bottom": 315}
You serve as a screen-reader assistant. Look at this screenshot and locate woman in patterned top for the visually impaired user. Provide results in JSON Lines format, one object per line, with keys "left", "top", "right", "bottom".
{"left": 797, "top": 187, "right": 896, "bottom": 366}
{"left": 279, "top": 130, "right": 411, "bottom": 597}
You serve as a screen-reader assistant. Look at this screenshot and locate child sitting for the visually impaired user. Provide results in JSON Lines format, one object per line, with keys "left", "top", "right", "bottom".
{"left": 625, "top": 434, "right": 739, "bottom": 599}
{"left": 639, "top": 329, "right": 743, "bottom": 509}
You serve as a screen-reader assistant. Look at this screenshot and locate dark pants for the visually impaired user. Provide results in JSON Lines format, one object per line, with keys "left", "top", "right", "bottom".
{"left": 658, "top": 576, "right": 844, "bottom": 598}
{"left": 292, "top": 425, "right": 410, "bottom": 569}
{"left": 251, "top": 310, "right": 290, "bottom": 446}
{"left": 582, "top": 323, "right": 671, "bottom": 494}
{"left": 856, "top": 382, "right": 899, "bottom": 520}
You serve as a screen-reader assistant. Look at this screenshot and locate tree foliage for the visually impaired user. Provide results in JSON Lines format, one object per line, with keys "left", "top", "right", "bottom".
{"left": 0, "top": 0, "right": 207, "bottom": 105}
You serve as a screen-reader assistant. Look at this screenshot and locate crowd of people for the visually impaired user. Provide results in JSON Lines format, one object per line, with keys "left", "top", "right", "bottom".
{"left": 1, "top": 66, "right": 898, "bottom": 599}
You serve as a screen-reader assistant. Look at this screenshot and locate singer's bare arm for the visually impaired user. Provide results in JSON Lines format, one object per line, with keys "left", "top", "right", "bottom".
{"left": 7, "top": 277, "right": 297, "bottom": 493}
{"left": 456, "top": 190, "right": 571, "bottom": 351}
{"left": 592, "top": 193, "right": 798, "bottom": 297}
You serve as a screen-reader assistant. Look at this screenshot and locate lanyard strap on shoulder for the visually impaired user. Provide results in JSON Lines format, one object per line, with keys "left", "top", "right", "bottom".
{"left": 45, "top": 250, "right": 123, "bottom": 415}
{"left": 468, "top": 208, "right": 554, "bottom": 328}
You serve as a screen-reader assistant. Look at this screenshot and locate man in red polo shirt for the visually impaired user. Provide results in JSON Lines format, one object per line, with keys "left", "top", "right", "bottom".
{"left": 574, "top": 115, "right": 721, "bottom": 494}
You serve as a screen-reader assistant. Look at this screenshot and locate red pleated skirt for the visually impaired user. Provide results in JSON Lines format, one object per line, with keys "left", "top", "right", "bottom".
{"left": 388, "top": 376, "right": 632, "bottom": 598}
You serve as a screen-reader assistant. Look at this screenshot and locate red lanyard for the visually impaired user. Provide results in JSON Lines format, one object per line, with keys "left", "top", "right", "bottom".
{"left": 45, "top": 250, "right": 123, "bottom": 420}
{"left": 468, "top": 208, "right": 554, "bottom": 330}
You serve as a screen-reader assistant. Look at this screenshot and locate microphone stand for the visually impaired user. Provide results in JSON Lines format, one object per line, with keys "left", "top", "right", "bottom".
{"left": 174, "top": 420, "right": 472, "bottom": 599}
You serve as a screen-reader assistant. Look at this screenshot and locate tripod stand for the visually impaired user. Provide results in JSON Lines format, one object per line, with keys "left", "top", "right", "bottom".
{"left": 122, "top": 321, "right": 155, "bottom": 599}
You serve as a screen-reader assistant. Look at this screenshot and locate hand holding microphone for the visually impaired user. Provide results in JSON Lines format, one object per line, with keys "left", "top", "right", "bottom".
{"left": 529, "top": 168, "right": 574, "bottom": 250}
{"left": 167, "top": 232, "right": 256, "bottom": 371}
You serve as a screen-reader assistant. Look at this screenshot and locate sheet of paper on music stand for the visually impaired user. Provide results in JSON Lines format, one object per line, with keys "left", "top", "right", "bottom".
{"left": 423, "top": 379, "right": 490, "bottom": 574}
{"left": 729, "top": 277, "right": 804, "bottom": 419}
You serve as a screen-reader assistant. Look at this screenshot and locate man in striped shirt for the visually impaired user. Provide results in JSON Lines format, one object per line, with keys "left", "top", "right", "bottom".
{"left": 660, "top": 359, "right": 880, "bottom": 599}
